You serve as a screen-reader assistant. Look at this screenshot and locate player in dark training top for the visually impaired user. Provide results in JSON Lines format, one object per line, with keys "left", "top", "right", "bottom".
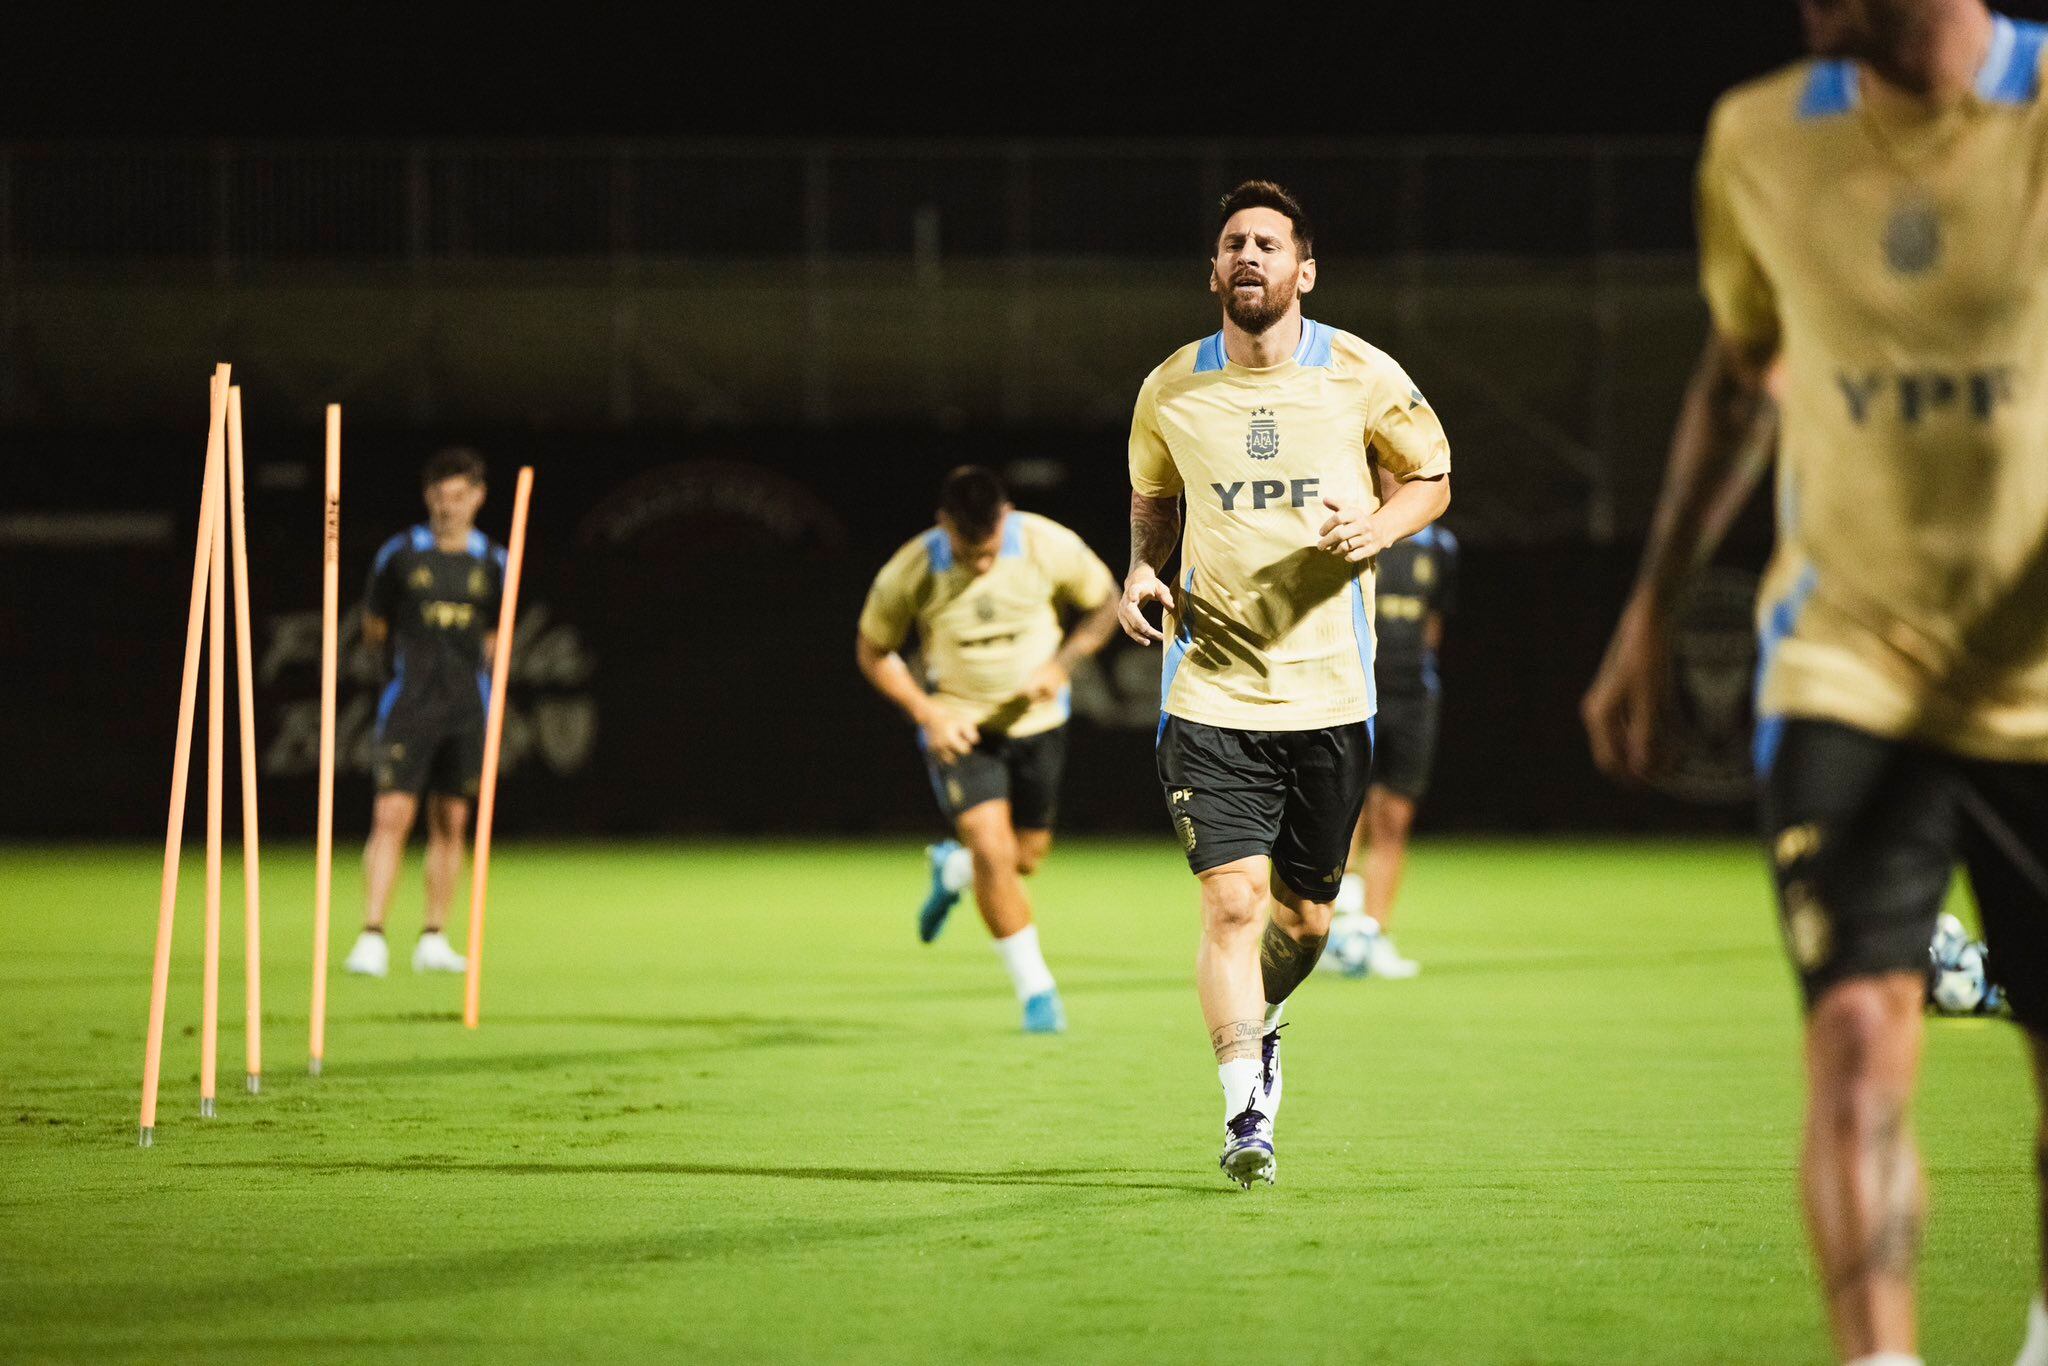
{"left": 343, "top": 448, "right": 506, "bottom": 979}
{"left": 1331, "top": 521, "right": 1458, "bottom": 978}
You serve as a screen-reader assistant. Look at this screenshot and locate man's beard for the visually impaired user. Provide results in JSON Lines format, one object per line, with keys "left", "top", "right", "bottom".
{"left": 1218, "top": 271, "right": 1297, "bottom": 334}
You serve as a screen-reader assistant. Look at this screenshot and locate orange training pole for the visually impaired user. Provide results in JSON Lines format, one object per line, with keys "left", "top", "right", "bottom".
{"left": 140, "top": 363, "right": 229, "bottom": 1147}
{"left": 463, "top": 466, "right": 534, "bottom": 1030}
{"left": 309, "top": 405, "right": 340, "bottom": 1075}
{"left": 200, "top": 411, "right": 226, "bottom": 1118}
{"left": 226, "top": 386, "right": 263, "bottom": 1094}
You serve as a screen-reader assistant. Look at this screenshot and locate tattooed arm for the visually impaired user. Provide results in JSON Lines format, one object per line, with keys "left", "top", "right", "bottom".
{"left": 1119, "top": 491, "right": 1182, "bottom": 645}
{"left": 1582, "top": 330, "right": 1775, "bottom": 784}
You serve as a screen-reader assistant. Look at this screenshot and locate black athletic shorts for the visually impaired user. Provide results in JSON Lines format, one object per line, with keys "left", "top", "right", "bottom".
{"left": 1371, "top": 689, "right": 1441, "bottom": 800}
{"left": 923, "top": 725, "right": 1067, "bottom": 830}
{"left": 1156, "top": 715, "right": 1372, "bottom": 903}
{"left": 1761, "top": 718, "right": 2048, "bottom": 1028}
{"left": 375, "top": 708, "right": 485, "bottom": 799}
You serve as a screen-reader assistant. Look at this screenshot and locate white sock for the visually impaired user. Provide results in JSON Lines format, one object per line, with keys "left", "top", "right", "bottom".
{"left": 1842, "top": 1354, "right": 1921, "bottom": 1366}
{"left": 2017, "top": 1297, "right": 2048, "bottom": 1366}
{"left": 1263, "top": 1001, "right": 1284, "bottom": 1033}
{"left": 1334, "top": 872, "right": 1366, "bottom": 918}
{"left": 993, "top": 924, "right": 1056, "bottom": 1001}
{"left": 941, "top": 845, "right": 973, "bottom": 894}
{"left": 1219, "top": 1058, "right": 1262, "bottom": 1121}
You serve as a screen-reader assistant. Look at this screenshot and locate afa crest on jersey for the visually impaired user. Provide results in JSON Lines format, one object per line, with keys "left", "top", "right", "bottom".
{"left": 1246, "top": 407, "right": 1279, "bottom": 461}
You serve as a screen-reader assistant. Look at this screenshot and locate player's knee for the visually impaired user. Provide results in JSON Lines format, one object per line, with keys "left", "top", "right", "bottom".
{"left": 1015, "top": 840, "right": 1048, "bottom": 877}
{"left": 428, "top": 800, "right": 470, "bottom": 841}
{"left": 1200, "top": 873, "right": 1265, "bottom": 938}
{"left": 370, "top": 796, "right": 417, "bottom": 839}
{"left": 963, "top": 823, "right": 1017, "bottom": 872}
{"left": 1807, "top": 978, "right": 1920, "bottom": 1112}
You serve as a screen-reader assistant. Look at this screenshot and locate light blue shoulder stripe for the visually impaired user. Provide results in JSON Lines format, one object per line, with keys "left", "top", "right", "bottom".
{"left": 409, "top": 524, "right": 435, "bottom": 553}
{"left": 1193, "top": 332, "right": 1227, "bottom": 374}
{"left": 923, "top": 527, "right": 954, "bottom": 573}
{"left": 1000, "top": 514, "right": 1024, "bottom": 560}
{"left": 1293, "top": 319, "right": 1334, "bottom": 368}
{"left": 1798, "top": 60, "right": 1859, "bottom": 119}
{"left": 1981, "top": 15, "right": 2046, "bottom": 104}
{"left": 372, "top": 531, "right": 410, "bottom": 576}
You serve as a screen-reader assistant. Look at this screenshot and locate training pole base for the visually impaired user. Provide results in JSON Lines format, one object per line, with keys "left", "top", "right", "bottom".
{"left": 246, "top": 1074, "right": 261, "bottom": 1095}
{"left": 200, "top": 1097, "right": 216, "bottom": 1119}
{"left": 308, "top": 1057, "right": 322, "bottom": 1078}
{"left": 138, "top": 1126, "right": 154, "bottom": 1148}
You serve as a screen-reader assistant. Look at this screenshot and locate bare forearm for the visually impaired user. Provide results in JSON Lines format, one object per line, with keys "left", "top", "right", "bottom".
{"left": 855, "top": 639, "right": 933, "bottom": 726}
{"left": 1056, "top": 598, "right": 1121, "bottom": 671}
{"left": 1368, "top": 475, "right": 1450, "bottom": 546}
{"left": 1129, "top": 492, "right": 1181, "bottom": 577}
{"left": 1634, "top": 334, "right": 1773, "bottom": 611}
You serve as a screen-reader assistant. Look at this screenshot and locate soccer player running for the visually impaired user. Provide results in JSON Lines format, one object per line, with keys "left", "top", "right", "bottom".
{"left": 343, "top": 449, "right": 506, "bottom": 978}
{"left": 856, "top": 466, "right": 1119, "bottom": 1033}
{"left": 1122, "top": 181, "right": 1451, "bottom": 1187}
{"left": 1583, "top": 4, "right": 2048, "bottom": 1362}
{"left": 1330, "top": 511, "right": 1459, "bottom": 979}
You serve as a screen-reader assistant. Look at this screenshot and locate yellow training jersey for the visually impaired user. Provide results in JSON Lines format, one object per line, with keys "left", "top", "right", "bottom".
{"left": 1701, "top": 14, "right": 2048, "bottom": 763}
{"left": 859, "top": 510, "right": 1116, "bottom": 739}
{"left": 1129, "top": 320, "right": 1451, "bottom": 731}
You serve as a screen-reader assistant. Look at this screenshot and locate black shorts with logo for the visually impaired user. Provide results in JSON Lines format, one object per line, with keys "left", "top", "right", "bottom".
{"left": 923, "top": 725, "right": 1067, "bottom": 831}
{"left": 1156, "top": 715, "right": 1373, "bottom": 903}
{"left": 1371, "top": 689, "right": 1441, "bottom": 800}
{"left": 375, "top": 705, "right": 486, "bottom": 800}
{"left": 1761, "top": 718, "right": 2048, "bottom": 1028}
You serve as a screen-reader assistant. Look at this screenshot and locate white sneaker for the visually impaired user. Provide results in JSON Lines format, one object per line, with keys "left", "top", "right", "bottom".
{"left": 412, "top": 931, "right": 467, "bottom": 974}
{"left": 343, "top": 930, "right": 389, "bottom": 977}
{"left": 1368, "top": 934, "right": 1420, "bottom": 979}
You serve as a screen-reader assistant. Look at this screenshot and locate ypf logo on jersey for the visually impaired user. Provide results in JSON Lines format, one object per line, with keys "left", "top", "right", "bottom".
{"left": 1246, "top": 408, "right": 1279, "bottom": 461}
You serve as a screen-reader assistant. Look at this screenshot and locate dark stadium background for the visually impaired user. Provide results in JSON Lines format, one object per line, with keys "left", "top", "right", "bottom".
{"left": 9, "top": 1, "right": 2046, "bottom": 840}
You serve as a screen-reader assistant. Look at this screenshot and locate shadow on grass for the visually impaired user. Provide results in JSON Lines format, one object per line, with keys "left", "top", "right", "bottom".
{"left": 194, "top": 1155, "right": 1230, "bottom": 1195}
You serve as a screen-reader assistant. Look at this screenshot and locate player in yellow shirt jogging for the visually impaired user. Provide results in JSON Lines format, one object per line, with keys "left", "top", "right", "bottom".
{"left": 858, "top": 467, "right": 1119, "bottom": 1033}
{"left": 1123, "top": 181, "right": 1451, "bottom": 1188}
{"left": 1584, "top": 4, "right": 2048, "bottom": 1362}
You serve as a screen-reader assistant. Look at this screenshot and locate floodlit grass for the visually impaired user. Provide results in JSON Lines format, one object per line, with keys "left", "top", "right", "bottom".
{"left": 0, "top": 839, "right": 2032, "bottom": 1364}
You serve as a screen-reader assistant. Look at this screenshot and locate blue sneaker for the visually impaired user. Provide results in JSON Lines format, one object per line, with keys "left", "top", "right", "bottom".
{"left": 1021, "top": 989, "right": 1066, "bottom": 1034}
{"left": 1220, "top": 1103, "right": 1276, "bottom": 1189}
{"left": 919, "top": 840, "right": 963, "bottom": 943}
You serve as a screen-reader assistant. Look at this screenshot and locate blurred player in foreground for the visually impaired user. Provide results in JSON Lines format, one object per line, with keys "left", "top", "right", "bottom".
{"left": 1330, "top": 512, "right": 1459, "bottom": 978}
{"left": 1123, "top": 181, "right": 1451, "bottom": 1187}
{"left": 1583, "top": 3, "right": 2048, "bottom": 1362}
{"left": 856, "top": 466, "right": 1119, "bottom": 1033}
{"left": 344, "top": 449, "right": 505, "bottom": 977}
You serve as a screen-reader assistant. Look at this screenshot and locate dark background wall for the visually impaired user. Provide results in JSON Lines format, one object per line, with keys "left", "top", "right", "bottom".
{"left": 0, "top": 423, "right": 1772, "bottom": 841}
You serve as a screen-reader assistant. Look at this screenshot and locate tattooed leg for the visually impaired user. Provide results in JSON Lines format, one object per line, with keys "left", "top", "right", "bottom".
{"left": 1211, "top": 1019, "right": 1263, "bottom": 1064}
{"left": 1262, "top": 880, "right": 1334, "bottom": 1008}
{"left": 1259, "top": 919, "right": 1326, "bottom": 1007}
{"left": 1801, "top": 973, "right": 1926, "bottom": 1363}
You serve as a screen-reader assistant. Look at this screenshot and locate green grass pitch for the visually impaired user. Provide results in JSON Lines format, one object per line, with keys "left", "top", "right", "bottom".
{"left": 0, "top": 839, "right": 2034, "bottom": 1364}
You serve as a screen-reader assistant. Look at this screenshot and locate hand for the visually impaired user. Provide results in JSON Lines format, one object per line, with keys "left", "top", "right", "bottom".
{"left": 1316, "top": 496, "right": 1387, "bottom": 563}
{"left": 1023, "top": 659, "right": 1070, "bottom": 704}
{"left": 1582, "top": 594, "right": 1673, "bottom": 786}
{"left": 920, "top": 709, "right": 981, "bottom": 766}
{"left": 1119, "top": 568, "right": 1175, "bottom": 645}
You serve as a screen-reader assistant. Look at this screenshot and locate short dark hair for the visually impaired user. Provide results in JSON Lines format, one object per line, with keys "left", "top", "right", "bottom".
{"left": 1215, "top": 180, "right": 1313, "bottom": 259}
{"left": 422, "top": 446, "right": 486, "bottom": 489}
{"left": 938, "top": 466, "right": 1009, "bottom": 541}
